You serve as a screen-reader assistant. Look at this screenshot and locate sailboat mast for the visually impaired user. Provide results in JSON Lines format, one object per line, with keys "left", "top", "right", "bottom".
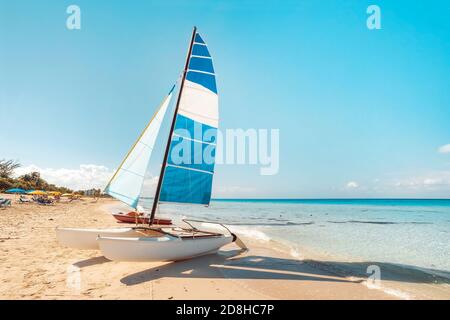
{"left": 149, "top": 26, "right": 197, "bottom": 225}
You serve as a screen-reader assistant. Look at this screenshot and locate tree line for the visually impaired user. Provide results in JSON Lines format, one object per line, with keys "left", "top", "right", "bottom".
{"left": 0, "top": 159, "right": 74, "bottom": 194}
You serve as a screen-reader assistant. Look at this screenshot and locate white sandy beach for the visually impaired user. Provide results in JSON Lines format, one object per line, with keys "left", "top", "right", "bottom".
{"left": 0, "top": 194, "right": 448, "bottom": 300}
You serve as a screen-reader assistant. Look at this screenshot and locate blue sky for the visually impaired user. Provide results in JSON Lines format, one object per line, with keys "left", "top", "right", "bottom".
{"left": 1, "top": 0, "right": 449, "bottom": 198}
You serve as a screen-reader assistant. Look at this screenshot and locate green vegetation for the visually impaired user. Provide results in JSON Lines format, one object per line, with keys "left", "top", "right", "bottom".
{"left": 0, "top": 159, "right": 73, "bottom": 193}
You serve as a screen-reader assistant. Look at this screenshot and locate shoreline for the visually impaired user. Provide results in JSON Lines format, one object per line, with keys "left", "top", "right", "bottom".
{"left": 1, "top": 194, "right": 448, "bottom": 299}
{"left": 257, "top": 235, "right": 450, "bottom": 300}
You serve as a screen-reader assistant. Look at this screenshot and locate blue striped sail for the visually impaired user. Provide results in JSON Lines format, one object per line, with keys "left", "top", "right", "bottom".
{"left": 104, "top": 86, "right": 174, "bottom": 208}
{"left": 159, "top": 32, "right": 218, "bottom": 205}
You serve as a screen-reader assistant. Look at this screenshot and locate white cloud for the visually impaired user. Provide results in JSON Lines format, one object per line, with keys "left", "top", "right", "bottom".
{"left": 213, "top": 185, "right": 256, "bottom": 196}
{"left": 14, "top": 164, "right": 113, "bottom": 190}
{"left": 142, "top": 175, "right": 159, "bottom": 189}
{"left": 346, "top": 181, "right": 359, "bottom": 189}
{"left": 393, "top": 172, "right": 450, "bottom": 189}
{"left": 438, "top": 144, "right": 450, "bottom": 154}
{"left": 140, "top": 175, "right": 159, "bottom": 195}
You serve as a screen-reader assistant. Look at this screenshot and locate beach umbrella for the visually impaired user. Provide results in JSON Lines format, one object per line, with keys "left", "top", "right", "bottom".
{"left": 5, "top": 188, "right": 27, "bottom": 194}
{"left": 61, "top": 193, "right": 73, "bottom": 197}
{"left": 28, "top": 190, "right": 47, "bottom": 195}
{"left": 48, "top": 191, "right": 61, "bottom": 196}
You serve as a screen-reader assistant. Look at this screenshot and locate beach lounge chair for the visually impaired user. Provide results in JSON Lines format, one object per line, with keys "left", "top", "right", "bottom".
{"left": 37, "top": 197, "right": 54, "bottom": 205}
{"left": 19, "top": 196, "right": 32, "bottom": 203}
{"left": 0, "top": 198, "right": 12, "bottom": 209}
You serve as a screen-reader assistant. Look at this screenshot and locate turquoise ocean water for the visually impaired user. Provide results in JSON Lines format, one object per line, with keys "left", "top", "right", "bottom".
{"left": 140, "top": 198, "right": 450, "bottom": 278}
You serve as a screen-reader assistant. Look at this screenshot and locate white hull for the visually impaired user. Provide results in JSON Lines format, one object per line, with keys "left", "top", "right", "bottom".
{"left": 98, "top": 234, "right": 234, "bottom": 262}
{"left": 56, "top": 227, "right": 142, "bottom": 250}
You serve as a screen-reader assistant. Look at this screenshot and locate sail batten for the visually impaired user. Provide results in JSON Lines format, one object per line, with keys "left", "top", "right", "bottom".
{"left": 104, "top": 86, "right": 174, "bottom": 209}
{"left": 158, "top": 30, "right": 218, "bottom": 206}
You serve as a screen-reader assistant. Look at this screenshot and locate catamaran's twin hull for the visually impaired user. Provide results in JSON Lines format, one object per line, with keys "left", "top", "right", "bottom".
{"left": 56, "top": 227, "right": 235, "bottom": 262}
{"left": 56, "top": 227, "right": 141, "bottom": 250}
{"left": 98, "top": 234, "right": 234, "bottom": 262}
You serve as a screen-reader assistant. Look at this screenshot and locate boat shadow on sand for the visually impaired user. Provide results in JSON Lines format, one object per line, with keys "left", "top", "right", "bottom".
{"left": 74, "top": 256, "right": 110, "bottom": 268}
{"left": 95, "top": 250, "right": 450, "bottom": 287}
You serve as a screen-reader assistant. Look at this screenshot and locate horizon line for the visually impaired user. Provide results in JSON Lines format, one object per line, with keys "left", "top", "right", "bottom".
{"left": 138, "top": 197, "right": 450, "bottom": 201}
{"left": 211, "top": 198, "right": 450, "bottom": 201}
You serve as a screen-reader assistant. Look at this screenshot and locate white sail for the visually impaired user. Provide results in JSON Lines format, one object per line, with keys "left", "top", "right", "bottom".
{"left": 104, "top": 86, "right": 174, "bottom": 208}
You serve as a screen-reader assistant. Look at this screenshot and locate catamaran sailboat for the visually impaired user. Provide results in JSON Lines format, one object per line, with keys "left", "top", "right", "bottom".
{"left": 57, "top": 27, "right": 246, "bottom": 260}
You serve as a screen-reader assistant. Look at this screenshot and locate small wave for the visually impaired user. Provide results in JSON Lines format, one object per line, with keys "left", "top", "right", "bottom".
{"left": 267, "top": 218, "right": 290, "bottom": 222}
{"left": 327, "top": 220, "right": 432, "bottom": 225}
{"left": 381, "top": 287, "right": 412, "bottom": 300}
{"left": 196, "top": 223, "right": 272, "bottom": 242}
{"left": 229, "top": 226, "right": 271, "bottom": 242}
{"left": 363, "top": 281, "right": 412, "bottom": 300}
{"left": 225, "top": 221, "right": 314, "bottom": 226}
{"left": 409, "top": 222, "right": 433, "bottom": 224}
{"left": 289, "top": 247, "right": 304, "bottom": 259}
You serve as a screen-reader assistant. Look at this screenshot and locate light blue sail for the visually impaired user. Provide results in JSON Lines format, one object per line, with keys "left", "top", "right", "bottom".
{"left": 159, "top": 32, "right": 218, "bottom": 205}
